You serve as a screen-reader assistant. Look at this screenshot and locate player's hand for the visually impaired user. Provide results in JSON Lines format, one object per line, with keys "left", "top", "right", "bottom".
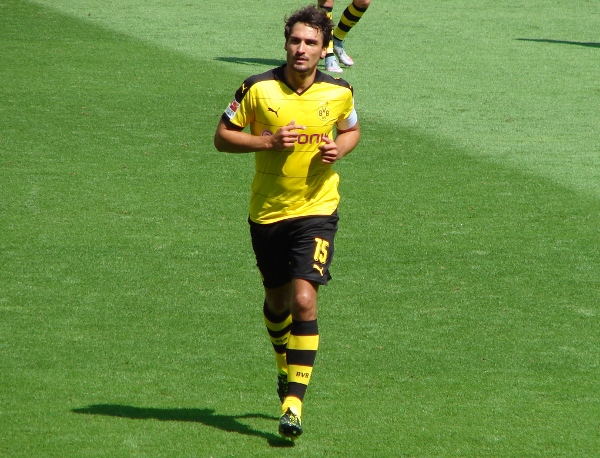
{"left": 271, "top": 119, "right": 305, "bottom": 150}
{"left": 319, "top": 136, "right": 339, "bottom": 164}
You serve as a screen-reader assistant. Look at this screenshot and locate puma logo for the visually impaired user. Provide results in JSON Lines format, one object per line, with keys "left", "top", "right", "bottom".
{"left": 312, "top": 264, "right": 324, "bottom": 276}
{"left": 267, "top": 107, "right": 280, "bottom": 117}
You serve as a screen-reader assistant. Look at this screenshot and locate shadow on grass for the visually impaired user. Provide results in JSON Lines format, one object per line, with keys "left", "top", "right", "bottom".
{"left": 71, "top": 404, "right": 294, "bottom": 448}
{"left": 516, "top": 38, "right": 600, "bottom": 48}
{"left": 215, "top": 56, "right": 285, "bottom": 66}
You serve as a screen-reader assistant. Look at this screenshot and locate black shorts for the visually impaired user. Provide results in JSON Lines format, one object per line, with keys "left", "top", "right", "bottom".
{"left": 249, "top": 212, "right": 339, "bottom": 289}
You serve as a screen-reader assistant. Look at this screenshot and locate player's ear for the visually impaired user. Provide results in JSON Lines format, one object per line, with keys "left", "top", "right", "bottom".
{"left": 320, "top": 47, "right": 327, "bottom": 58}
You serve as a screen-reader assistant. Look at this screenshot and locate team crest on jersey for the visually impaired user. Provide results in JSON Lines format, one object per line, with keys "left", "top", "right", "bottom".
{"left": 225, "top": 99, "right": 240, "bottom": 119}
{"left": 261, "top": 129, "right": 273, "bottom": 136}
{"left": 317, "top": 102, "right": 330, "bottom": 121}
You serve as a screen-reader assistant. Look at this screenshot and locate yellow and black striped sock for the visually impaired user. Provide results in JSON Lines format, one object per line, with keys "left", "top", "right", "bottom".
{"left": 282, "top": 319, "right": 319, "bottom": 416}
{"left": 333, "top": 2, "right": 369, "bottom": 41}
{"left": 263, "top": 302, "right": 292, "bottom": 375}
{"left": 318, "top": 4, "right": 335, "bottom": 58}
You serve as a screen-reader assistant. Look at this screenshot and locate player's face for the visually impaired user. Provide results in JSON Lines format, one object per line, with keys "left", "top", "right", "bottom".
{"left": 284, "top": 23, "right": 327, "bottom": 75}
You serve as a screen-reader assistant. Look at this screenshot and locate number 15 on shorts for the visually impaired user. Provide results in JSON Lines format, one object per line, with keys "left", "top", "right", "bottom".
{"left": 313, "top": 237, "right": 329, "bottom": 264}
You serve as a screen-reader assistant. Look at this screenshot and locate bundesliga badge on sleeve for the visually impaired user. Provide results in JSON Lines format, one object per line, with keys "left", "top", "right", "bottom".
{"left": 225, "top": 98, "right": 239, "bottom": 120}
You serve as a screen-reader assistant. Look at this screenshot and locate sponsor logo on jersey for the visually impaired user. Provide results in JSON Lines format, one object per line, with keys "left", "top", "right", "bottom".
{"left": 225, "top": 99, "right": 240, "bottom": 120}
{"left": 297, "top": 133, "right": 328, "bottom": 145}
{"left": 260, "top": 129, "right": 327, "bottom": 145}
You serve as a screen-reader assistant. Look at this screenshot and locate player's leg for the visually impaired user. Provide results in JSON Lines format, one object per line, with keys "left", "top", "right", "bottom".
{"left": 277, "top": 213, "right": 337, "bottom": 440}
{"left": 278, "top": 279, "right": 319, "bottom": 440}
{"left": 263, "top": 283, "right": 293, "bottom": 403}
{"left": 263, "top": 298, "right": 292, "bottom": 401}
{"left": 250, "top": 219, "right": 294, "bottom": 403}
{"left": 262, "top": 279, "right": 318, "bottom": 440}
{"left": 333, "top": 0, "right": 371, "bottom": 66}
{"left": 318, "top": 0, "right": 343, "bottom": 73}
{"left": 334, "top": 0, "right": 370, "bottom": 42}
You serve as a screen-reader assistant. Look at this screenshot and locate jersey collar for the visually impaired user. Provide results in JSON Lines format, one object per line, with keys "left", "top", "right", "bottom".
{"left": 275, "top": 64, "right": 326, "bottom": 95}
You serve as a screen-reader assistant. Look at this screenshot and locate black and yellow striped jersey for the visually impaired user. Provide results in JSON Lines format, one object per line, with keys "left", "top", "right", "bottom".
{"left": 222, "top": 65, "right": 357, "bottom": 224}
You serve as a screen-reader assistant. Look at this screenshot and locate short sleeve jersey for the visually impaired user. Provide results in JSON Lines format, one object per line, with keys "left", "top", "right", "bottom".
{"left": 221, "top": 65, "right": 357, "bottom": 224}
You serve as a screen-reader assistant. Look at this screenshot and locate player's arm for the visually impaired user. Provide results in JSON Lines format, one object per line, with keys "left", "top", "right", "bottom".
{"left": 214, "top": 119, "right": 305, "bottom": 153}
{"left": 319, "top": 122, "right": 361, "bottom": 165}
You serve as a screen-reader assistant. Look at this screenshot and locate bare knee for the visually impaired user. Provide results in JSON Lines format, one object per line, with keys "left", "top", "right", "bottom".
{"left": 264, "top": 283, "right": 293, "bottom": 316}
{"left": 266, "top": 299, "right": 290, "bottom": 317}
{"left": 294, "top": 292, "right": 315, "bottom": 316}
{"left": 319, "top": 0, "right": 334, "bottom": 8}
{"left": 354, "top": 0, "right": 371, "bottom": 8}
{"left": 290, "top": 280, "right": 319, "bottom": 321}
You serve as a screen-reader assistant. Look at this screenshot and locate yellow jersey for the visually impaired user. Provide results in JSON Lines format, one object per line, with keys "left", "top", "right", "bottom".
{"left": 221, "top": 65, "right": 357, "bottom": 224}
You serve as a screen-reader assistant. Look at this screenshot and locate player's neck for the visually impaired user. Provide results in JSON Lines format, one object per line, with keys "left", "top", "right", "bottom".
{"left": 284, "top": 66, "right": 317, "bottom": 95}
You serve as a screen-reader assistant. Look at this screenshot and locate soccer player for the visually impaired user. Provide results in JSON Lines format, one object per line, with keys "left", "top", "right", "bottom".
{"left": 213, "top": 4, "right": 361, "bottom": 441}
{"left": 318, "top": 0, "right": 371, "bottom": 73}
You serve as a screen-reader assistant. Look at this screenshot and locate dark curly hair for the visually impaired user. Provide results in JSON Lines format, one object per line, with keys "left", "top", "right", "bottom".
{"left": 284, "top": 5, "right": 333, "bottom": 49}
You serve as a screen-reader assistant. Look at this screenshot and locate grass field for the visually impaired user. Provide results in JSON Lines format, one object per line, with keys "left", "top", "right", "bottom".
{"left": 1, "top": 0, "right": 599, "bottom": 456}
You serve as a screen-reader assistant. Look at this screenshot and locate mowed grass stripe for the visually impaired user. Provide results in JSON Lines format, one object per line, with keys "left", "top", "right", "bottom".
{"left": 2, "top": 4, "right": 266, "bottom": 456}
{"left": 24, "top": 0, "right": 600, "bottom": 198}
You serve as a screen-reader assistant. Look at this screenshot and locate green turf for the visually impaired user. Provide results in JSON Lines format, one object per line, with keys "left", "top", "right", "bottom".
{"left": 2, "top": 0, "right": 599, "bottom": 456}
